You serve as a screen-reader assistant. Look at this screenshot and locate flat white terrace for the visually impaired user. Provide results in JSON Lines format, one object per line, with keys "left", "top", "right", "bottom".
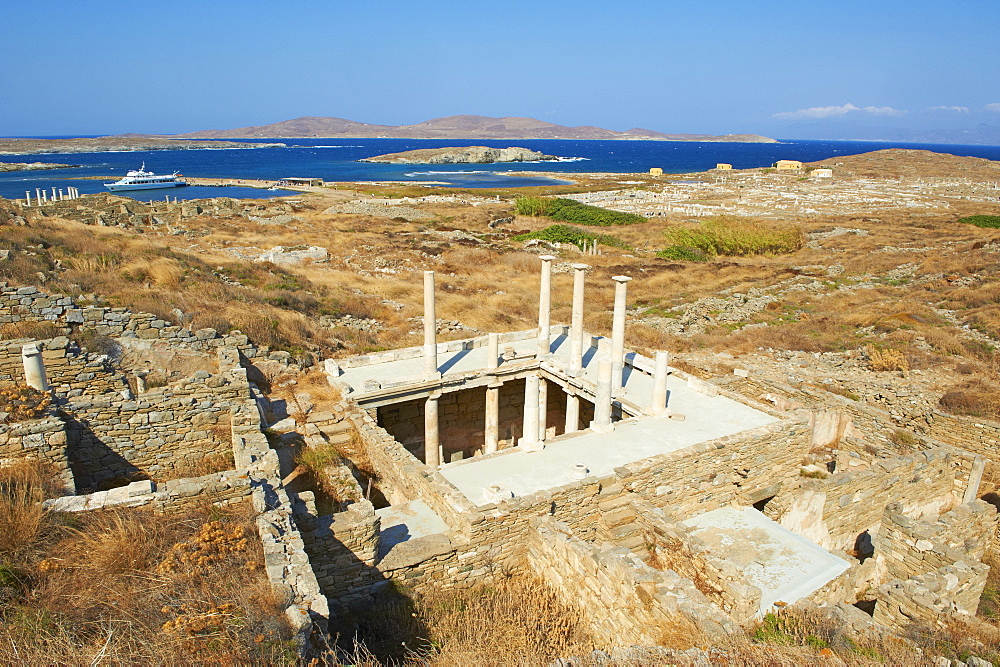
{"left": 333, "top": 329, "right": 777, "bottom": 505}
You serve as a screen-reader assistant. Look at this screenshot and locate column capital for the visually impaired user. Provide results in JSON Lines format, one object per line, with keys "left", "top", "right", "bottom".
{"left": 539, "top": 254, "right": 556, "bottom": 262}
{"left": 571, "top": 263, "right": 590, "bottom": 271}
{"left": 611, "top": 275, "right": 632, "bottom": 283}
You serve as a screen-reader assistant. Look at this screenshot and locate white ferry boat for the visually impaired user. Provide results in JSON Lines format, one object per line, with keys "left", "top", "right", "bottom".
{"left": 104, "top": 164, "right": 187, "bottom": 191}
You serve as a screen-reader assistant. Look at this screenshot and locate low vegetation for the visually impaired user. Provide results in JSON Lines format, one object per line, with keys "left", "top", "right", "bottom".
{"left": 658, "top": 216, "right": 804, "bottom": 260}
{"left": 513, "top": 224, "right": 629, "bottom": 250}
{"left": 515, "top": 196, "right": 646, "bottom": 226}
{"left": 0, "top": 385, "right": 52, "bottom": 422}
{"left": 958, "top": 215, "right": 1000, "bottom": 228}
{"left": 0, "top": 461, "right": 293, "bottom": 664}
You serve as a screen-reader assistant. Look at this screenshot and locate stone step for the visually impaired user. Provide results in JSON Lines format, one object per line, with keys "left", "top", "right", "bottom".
{"left": 601, "top": 507, "right": 638, "bottom": 529}
{"left": 609, "top": 522, "right": 641, "bottom": 540}
{"left": 322, "top": 431, "right": 352, "bottom": 446}
{"left": 616, "top": 534, "right": 648, "bottom": 553}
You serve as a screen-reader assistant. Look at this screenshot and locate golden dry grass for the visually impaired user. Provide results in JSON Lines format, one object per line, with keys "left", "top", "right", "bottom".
{"left": 0, "top": 492, "right": 294, "bottom": 664}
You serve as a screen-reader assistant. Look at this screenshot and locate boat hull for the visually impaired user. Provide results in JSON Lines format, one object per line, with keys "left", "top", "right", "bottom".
{"left": 104, "top": 181, "right": 187, "bottom": 191}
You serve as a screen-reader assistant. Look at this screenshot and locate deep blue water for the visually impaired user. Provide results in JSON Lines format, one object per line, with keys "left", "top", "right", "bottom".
{"left": 3, "top": 137, "right": 1000, "bottom": 201}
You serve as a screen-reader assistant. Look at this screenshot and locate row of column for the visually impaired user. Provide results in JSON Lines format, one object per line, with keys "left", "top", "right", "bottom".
{"left": 24, "top": 187, "right": 81, "bottom": 207}
{"left": 420, "top": 258, "right": 671, "bottom": 468}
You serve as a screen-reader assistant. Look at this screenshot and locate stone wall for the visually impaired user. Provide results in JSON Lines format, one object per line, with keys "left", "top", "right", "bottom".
{"left": 526, "top": 517, "right": 736, "bottom": 646}
{"left": 0, "top": 412, "right": 73, "bottom": 490}
{"left": 0, "top": 337, "right": 123, "bottom": 397}
{"left": 877, "top": 500, "right": 997, "bottom": 582}
{"left": 0, "top": 283, "right": 266, "bottom": 358}
{"left": 768, "top": 448, "right": 960, "bottom": 553}
{"left": 43, "top": 470, "right": 251, "bottom": 513}
{"left": 227, "top": 355, "right": 330, "bottom": 649}
{"left": 65, "top": 371, "right": 244, "bottom": 489}
{"left": 874, "top": 561, "right": 989, "bottom": 628}
{"left": 610, "top": 498, "right": 761, "bottom": 622}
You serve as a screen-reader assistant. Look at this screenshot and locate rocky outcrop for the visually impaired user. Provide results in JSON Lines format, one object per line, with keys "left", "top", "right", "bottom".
{"left": 359, "top": 146, "right": 558, "bottom": 164}
{"left": 0, "top": 137, "right": 284, "bottom": 155}
{"left": 0, "top": 162, "right": 76, "bottom": 172}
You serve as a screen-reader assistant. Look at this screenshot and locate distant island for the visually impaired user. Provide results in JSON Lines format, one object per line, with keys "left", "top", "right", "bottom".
{"left": 170, "top": 114, "right": 778, "bottom": 143}
{"left": 0, "top": 137, "right": 285, "bottom": 156}
{"left": 0, "top": 161, "right": 76, "bottom": 172}
{"left": 360, "top": 146, "right": 559, "bottom": 164}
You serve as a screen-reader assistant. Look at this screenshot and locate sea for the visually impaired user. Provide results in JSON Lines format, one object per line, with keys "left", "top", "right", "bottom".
{"left": 3, "top": 138, "right": 1000, "bottom": 202}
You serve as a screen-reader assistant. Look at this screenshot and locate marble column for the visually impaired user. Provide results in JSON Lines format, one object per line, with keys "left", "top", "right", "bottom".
{"left": 590, "top": 357, "right": 613, "bottom": 433}
{"left": 519, "top": 374, "right": 542, "bottom": 451}
{"left": 538, "top": 377, "right": 548, "bottom": 441}
{"left": 425, "top": 391, "right": 441, "bottom": 468}
{"left": 423, "top": 270, "right": 439, "bottom": 380}
{"left": 565, "top": 390, "right": 580, "bottom": 434}
{"left": 569, "top": 263, "right": 588, "bottom": 375}
{"left": 488, "top": 332, "right": 499, "bottom": 371}
{"left": 485, "top": 381, "right": 501, "bottom": 455}
{"left": 21, "top": 344, "right": 49, "bottom": 392}
{"left": 25, "top": 192, "right": 31, "bottom": 207}
{"left": 537, "top": 255, "right": 556, "bottom": 357}
{"left": 650, "top": 351, "right": 670, "bottom": 416}
{"left": 610, "top": 275, "right": 632, "bottom": 395}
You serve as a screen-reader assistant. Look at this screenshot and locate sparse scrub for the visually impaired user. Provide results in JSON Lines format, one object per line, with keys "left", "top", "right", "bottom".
{"left": 0, "top": 499, "right": 293, "bottom": 664}
{"left": 515, "top": 196, "right": 645, "bottom": 226}
{"left": 939, "top": 379, "right": 1000, "bottom": 419}
{"left": 0, "top": 320, "right": 63, "bottom": 341}
{"left": 0, "top": 385, "right": 52, "bottom": 422}
{"left": 513, "top": 224, "right": 629, "bottom": 250}
{"left": 863, "top": 344, "right": 909, "bottom": 372}
{"left": 958, "top": 215, "right": 1000, "bottom": 229}
{"left": 662, "top": 216, "right": 804, "bottom": 258}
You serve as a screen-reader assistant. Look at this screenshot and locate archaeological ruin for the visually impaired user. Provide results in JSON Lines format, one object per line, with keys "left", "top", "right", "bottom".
{"left": 3, "top": 249, "right": 1000, "bottom": 657}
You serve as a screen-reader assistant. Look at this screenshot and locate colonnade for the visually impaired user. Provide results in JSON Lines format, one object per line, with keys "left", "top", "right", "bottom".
{"left": 420, "top": 256, "right": 671, "bottom": 469}
{"left": 23, "top": 187, "right": 81, "bottom": 207}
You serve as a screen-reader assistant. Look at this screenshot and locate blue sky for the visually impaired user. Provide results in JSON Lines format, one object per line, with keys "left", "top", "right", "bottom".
{"left": 3, "top": 0, "right": 999, "bottom": 139}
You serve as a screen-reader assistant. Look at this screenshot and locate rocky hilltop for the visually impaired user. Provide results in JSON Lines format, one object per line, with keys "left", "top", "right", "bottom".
{"left": 174, "top": 114, "right": 778, "bottom": 142}
{"left": 0, "top": 161, "right": 75, "bottom": 172}
{"left": 0, "top": 136, "right": 284, "bottom": 156}
{"left": 359, "top": 146, "right": 558, "bottom": 164}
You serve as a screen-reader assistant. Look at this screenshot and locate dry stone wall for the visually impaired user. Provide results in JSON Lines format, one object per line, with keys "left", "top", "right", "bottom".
{"left": 874, "top": 560, "right": 989, "bottom": 628}
{"left": 64, "top": 371, "right": 244, "bottom": 489}
{"left": 877, "top": 500, "right": 997, "bottom": 582}
{"left": 43, "top": 470, "right": 251, "bottom": 513}
{"left": 527, "top": 517, "right": 736, "bottom": 646}
{"left": 0, "top": 412, "right": 73, "bottom": 490}
{"left": 769, "top": 449, "right": 959, "bottom": 553}
{"left": 0, "top": 337, "right": 123, "bottom": 397}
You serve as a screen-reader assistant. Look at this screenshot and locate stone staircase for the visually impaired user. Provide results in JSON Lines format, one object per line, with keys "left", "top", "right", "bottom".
{"left": 597, "top": 494, "right": 649, "bottom": 560}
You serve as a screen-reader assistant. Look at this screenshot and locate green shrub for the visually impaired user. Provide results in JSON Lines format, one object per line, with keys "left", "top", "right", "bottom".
{"left": 957, "top": 215, "right": 1000, "bottom": 229}
{"left": 662, "top": 216, "right": 803, "bottom": 258}
{"left": 513, "top": 196, "right": 551, "bottom": 217}
{"left": 513, "top": 225, "right": 629, "bottom": 250}
{"left": 514, "top": 197, "right": 645, "bottom": 226}
{"left": 656, "top": 245, "right": 709, "bottom": 262}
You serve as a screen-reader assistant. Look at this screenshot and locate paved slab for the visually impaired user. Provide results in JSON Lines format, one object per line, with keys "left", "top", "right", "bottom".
{"left": 375, "top": 499, "right": 449, "bottom": 557}
{"left": 683, "top": 506, "right": 851, "bottom": 616}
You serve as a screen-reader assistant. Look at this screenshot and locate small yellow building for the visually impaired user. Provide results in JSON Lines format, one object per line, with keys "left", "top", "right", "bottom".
{"left": 773, "top": 160, "right": 803, "bottom": 170}
{"left": 715, "top": 163, "right": 732, "bottom": 170}
{"left": 649, "top": 167, "right": 664, "bottom": 176}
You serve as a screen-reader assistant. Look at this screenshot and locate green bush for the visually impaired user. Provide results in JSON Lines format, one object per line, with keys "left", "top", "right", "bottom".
{"left": 656, "top": 245, "right": 709, "bottom": 262}
{"left": 513, "top": 225, "right": 628, "bottom": 250}
{"left": 957, "top": 215, "right": 1000, "bottom": 229}
{"left": 514, "top": 197, "right": 645, "bottom": 226}
{"left": 662, "top": 216, "right": 803, "bottom": 258}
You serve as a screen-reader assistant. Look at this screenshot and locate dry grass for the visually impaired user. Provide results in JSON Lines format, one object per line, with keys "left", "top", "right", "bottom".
{"left": 344, "top": 573, "right": 593, "bottom": 665}
{"left": 864, "top": 344, "right": 909, "bottom": 372}
{"left": 0, "top": 469, "right": 294, "bottom": 664}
